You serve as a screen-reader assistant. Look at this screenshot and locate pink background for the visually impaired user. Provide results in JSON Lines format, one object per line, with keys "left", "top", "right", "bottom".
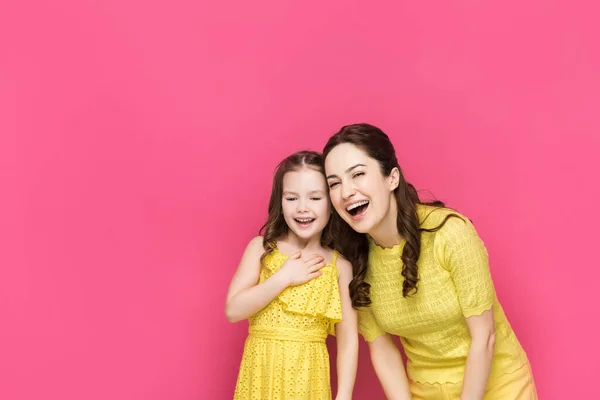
{"left": 1, "top": 1, "right": 598, "bottom": 399}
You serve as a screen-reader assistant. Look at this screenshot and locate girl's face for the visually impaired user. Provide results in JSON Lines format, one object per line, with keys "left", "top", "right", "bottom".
{"left": 325, "top": 143, "right": 397, "bottom": 234}
{"left": 281, "top": 168, "right": 331, "bottom": 241}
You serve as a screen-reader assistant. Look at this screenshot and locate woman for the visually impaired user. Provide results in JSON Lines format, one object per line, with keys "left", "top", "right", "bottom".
{"left": 323, "top": 123, "right": 536, "bottom": 399}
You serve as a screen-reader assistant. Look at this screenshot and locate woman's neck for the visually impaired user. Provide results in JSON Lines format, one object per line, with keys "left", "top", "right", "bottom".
{"left": 369, "top": 194, "right": 403, "bottom": 248}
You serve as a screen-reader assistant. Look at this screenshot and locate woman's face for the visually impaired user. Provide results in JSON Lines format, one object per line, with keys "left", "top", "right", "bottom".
{"left": 324, "top": 143, "right": 397, "bottom": 234}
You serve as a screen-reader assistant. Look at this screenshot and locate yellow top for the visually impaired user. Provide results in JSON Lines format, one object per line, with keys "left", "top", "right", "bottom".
{"left": 358, "top": 205, "right": 529, "bottom": 384}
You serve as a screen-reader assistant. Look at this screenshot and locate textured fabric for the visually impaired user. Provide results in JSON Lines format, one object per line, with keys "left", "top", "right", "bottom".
{"left": 410, "top": 362, "right": 538, "bottom": 399}
{"left": 234, "top": 249, "right": 342, "bottom": 399}
{"left": 358, "top": 205, "right": 529, "bottom": 384}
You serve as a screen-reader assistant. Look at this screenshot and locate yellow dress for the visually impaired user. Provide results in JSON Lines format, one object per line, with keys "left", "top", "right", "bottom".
{"left": 234, "top": 248, "right": 342, "bottom": 400}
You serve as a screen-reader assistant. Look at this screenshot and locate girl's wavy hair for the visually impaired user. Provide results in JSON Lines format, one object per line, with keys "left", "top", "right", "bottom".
{"left": 259, "top": 151, "right": 332, "bottom": 265}
{"left": 323, "top": 123, "right": 461, "bottom": 307}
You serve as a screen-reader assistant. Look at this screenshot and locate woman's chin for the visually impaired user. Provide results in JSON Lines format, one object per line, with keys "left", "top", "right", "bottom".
{"left": 344, "top": 215, "right": 372, "bottom": 233}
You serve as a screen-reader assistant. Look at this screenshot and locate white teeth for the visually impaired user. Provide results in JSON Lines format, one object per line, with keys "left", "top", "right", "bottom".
{"left": 296, "top": 218, "right": 314, "bottom": 223}
{"left": 346, "top": 200, "right": 369, "bottom": 212}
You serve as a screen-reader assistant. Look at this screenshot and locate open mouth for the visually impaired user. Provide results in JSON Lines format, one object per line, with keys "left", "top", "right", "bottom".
{"left": 294, "top": 217, "right": 316, "bottom": 228}
{"left": 346, "top": 200, "right": 369, "bottom": 219}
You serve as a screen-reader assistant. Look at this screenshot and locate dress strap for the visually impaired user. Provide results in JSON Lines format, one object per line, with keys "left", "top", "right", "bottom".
{"left": 331, "top": 250, "right": 338, "bottom": 266}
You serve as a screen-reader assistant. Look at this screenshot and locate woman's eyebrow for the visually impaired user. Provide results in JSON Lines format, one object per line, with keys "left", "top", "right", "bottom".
{"left": 326, "top": 163, "right": 366, "bottom": 179}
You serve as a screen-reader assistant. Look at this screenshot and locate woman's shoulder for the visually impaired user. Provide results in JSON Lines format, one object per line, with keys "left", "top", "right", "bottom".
{"left": 418, "top": 204, "right": 470, "bottom": 232}
{"left": 418, "top": 206, "right": 485, "bottom": 256}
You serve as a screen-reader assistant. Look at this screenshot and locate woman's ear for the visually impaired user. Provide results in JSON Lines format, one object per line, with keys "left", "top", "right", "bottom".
{"left": 389, "top": 167, "right": 400, "bottom": 191}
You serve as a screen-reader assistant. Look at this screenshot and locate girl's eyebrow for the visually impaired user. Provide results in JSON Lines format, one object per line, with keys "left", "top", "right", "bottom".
{"left": 283, "top": 190, "right": 326, "bottom": 195}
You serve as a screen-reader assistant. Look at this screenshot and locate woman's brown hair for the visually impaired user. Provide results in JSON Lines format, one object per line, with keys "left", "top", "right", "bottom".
{"left": 323, "top": 124, "right": 460, "bottom": 307}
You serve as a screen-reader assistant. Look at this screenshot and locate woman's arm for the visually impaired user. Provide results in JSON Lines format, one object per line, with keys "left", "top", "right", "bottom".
{"left": 334, "top": 257, "right": 358, "bottom": 400}
{"left": 460, "top": 308, "right": 496, "bottom": 400}
{"left": 435, "top": 217, "right": 498, "bottom": 399}
{"left": 368, "top": 335, "right": 412, "bottom": 400}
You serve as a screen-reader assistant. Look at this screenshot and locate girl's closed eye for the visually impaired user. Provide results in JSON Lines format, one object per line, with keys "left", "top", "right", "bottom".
{"left": 311, "top": 197, "right": 322, "bottom": 201}
{"left": 285, "top": 197, "right": 297, "bottom": 201}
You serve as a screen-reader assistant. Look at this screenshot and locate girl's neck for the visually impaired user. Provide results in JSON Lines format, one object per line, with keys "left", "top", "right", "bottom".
{"left": 281, "top": 231, "right": 323, "bottom": 251}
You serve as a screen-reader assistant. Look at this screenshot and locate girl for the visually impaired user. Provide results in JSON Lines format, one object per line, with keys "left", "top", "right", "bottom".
{"left": 323, "top": 124, "right": 537, "bottom": 400}
{"left": 226, "top": 150, "right": 358, "bottom": 400}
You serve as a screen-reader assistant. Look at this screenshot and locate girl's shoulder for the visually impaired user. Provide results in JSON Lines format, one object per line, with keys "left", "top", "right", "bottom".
{"left": 334, "top": 253, "right": 352, "bottom": 278}
{"left": 246, "top": 235, "right": 265, "bottom": 254}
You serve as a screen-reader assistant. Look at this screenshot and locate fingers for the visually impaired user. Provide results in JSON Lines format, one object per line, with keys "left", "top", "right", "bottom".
{"left": 306, "top": 271, "right": 323, "bottom": 280}
{"left": 307, "top": 260, "right": 326, "bottom": 273}
{"left": 304, "top": 254, "right": 324, "bottom": 266}
{"left": 290, "top": 251, "right": 302, "bottom": 259}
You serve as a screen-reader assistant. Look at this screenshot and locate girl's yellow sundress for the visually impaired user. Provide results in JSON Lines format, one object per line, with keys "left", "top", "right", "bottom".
{"left": 234, "top": 248, "right": 342, "bottom": 400}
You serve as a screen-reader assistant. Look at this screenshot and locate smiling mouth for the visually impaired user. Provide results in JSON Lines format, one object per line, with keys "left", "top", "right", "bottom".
{"left": 346, "top": 200, "right": 369, "bottom": 218}
{"left": 294, "top": 217, "right": 316, "bottom": 227}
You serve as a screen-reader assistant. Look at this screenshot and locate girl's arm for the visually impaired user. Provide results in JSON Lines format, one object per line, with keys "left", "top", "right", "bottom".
{"left": 225, "top": 237, "right": 325, "bottom": 322}
{"left": 333, "top": 257, "right": 358, "bottom": 400}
